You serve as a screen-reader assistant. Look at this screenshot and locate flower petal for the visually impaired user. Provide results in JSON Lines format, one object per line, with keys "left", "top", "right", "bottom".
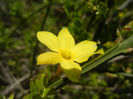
{"left": 71, "top": 40, "right": 97, "bottom": 63}
{"left": 60, "top": 60, "right": 81, "bottom": 82}
{"left": 58, "top": 27, "right": 75, "bottom": 50}
{"left": 37, "top": 31, "right": 60, "bottom": 52}
{"left": 37, "top": 52, "right": 62, "bottom": 65}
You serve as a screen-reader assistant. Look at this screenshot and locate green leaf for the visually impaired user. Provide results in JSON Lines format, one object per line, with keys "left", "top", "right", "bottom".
{"left": 23, "top": 94, "right": 33, "bottom": 99}
{"left": 96, "top": 2, "right": 109, "bottom": 17}
{"left": 35, "top": 73, "right": 45, "bottom": 93}
{"left": 30, "top": 79, "right": 37, "bottom": 94}
{"left": 41, "top": 88, "right": 51, "bottom": 98}
{"left": 30, "top": 73, "right": 45, "bottom": 94}
{"left": 3, "top": 96, "right": 6, "bottom": 99}
{"left": 8, "top": 94, "right": 14, "bottom": 99}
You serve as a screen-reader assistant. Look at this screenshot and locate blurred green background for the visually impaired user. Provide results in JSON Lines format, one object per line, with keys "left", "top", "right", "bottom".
{"left": 0, "top": 0, "right": 133, "bottom": 99}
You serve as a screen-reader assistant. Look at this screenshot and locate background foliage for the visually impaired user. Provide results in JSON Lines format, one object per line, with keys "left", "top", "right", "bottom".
{"left": 0, "top": 0, "right": 133, "bottom": 99}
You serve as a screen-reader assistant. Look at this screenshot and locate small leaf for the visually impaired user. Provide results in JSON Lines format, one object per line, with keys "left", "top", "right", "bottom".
{"left": 30, "top": 79, "right": 37, "bottom": 94}
{"left": 41, "top": 88, "right": 51, "bottom": 98}
{"left": 30, "top": 73, "right": 45, "bottom": 94}
{"left": 35, "top": 73, "right": 45, "bottom": 93}
{"left": 8, "top": 94, "right": 14, "bottom": 99}
{"left": 23, "top": 94, "right": 33, "bottom": 99}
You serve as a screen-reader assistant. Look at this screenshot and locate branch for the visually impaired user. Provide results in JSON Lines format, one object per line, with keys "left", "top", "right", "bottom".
{"left": 0, "top": 62, "right": 14, "bottom": 84}
{"left": 108, "top": 54, "right": 133, "bottom": 64}
{"left": 106, "top": 0, "right": 133, "bottom": 24}
{"left": 31, "top": 0, "right": 53, "bottom": 69}
{"left": 0, "top": 4, "right": 48, "bottom": 57}
{"left": 1, "top": 73, "right": 30, "bottom": 95}
{"left": 49, "top": 34, "right": 133, "bottom": 90}
{"left": 119, "top": 0, "right": 133, "bottom": 11}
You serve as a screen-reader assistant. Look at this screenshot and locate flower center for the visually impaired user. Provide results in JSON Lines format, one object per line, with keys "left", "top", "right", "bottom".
{"left": 60, "top": 50, "right": 71, "bottom": 60}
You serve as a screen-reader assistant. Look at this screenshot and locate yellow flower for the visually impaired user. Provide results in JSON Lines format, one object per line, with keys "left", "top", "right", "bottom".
{"left": 37, "top": 27, "right": 102, "bottom": 82}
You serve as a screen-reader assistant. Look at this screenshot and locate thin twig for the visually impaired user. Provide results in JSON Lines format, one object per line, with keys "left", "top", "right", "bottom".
{"left": 0, "top": 4, "right": 48, "bottom": 56}
{"left": 31, "top": 0, "right": 53, "bottom": 71}
{"left": 106, "top": 0, "right": 133, "bottom": 24}
{"left": 0, "top": 62, "right": 14, "bottom": 84}
{"left": 118, "top": 0, "right": 133, "bottom": 11}
{"left": 108, "top": 55, "right": 132, "bottom": 64}
{"left": 1, "top": 73, "right": 30, "bottom": 95}
{"left": 0, "top": 61, "right": 26, "bottom": 94}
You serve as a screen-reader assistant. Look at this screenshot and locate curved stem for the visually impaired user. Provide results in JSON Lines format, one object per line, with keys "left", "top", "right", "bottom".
{"left": 49, "top": 34, "right": 133, "bottom": 90}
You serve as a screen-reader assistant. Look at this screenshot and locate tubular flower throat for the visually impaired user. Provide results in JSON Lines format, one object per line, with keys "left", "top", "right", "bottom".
{"left": 37, "top": 27, "right": 103, "bottom": 82}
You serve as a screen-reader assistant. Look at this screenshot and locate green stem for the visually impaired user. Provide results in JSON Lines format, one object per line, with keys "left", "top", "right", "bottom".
{"left": 31, "top": 0, "right": 53, "bottom": 75}
{"left": 25, "top": 5, "right": 48, "bottom": 20}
